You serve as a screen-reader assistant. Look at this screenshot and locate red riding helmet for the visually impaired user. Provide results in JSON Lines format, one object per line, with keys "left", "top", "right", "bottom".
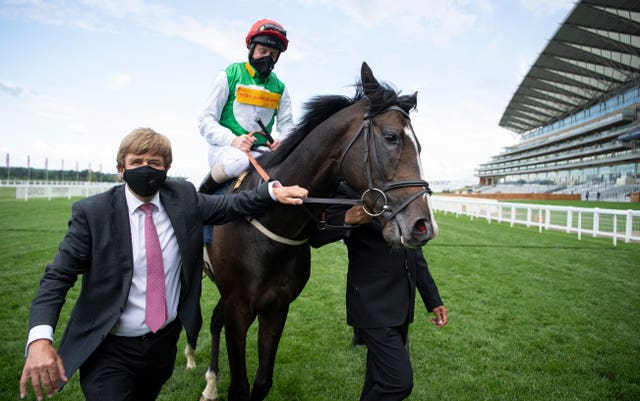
{"left": 245, "top": 19, "right": 288, "bottom": 52}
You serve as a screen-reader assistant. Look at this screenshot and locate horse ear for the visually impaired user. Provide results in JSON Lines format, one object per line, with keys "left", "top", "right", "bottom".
{"left": 407, "top": 91, "right": 418, "bottom": 109}
{"left": 410, "top": 91, "right": 417, "bottom": 105}
{"left": 361, "top": 62, "right": 379, "bottom": 97}
{"left": 399, "top": 91, "right": 418, "bottom": 114}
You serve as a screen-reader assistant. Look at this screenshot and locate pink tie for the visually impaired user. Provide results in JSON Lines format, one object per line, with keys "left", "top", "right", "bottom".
{"left": 140, "top": 203, "right": 167, "bottom": 333}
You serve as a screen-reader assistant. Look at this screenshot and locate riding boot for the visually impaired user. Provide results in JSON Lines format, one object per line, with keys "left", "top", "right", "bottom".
{"left": 199, "top": 173, "right": 223, "bottom": 195}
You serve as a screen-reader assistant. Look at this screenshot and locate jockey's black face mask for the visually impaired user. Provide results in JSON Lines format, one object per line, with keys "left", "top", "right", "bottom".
{"left": 249, "top": 55, "right": 275, "bottom": 79}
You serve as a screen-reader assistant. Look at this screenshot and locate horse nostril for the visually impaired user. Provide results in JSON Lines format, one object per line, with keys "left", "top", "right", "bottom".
{"left": 415, "top": 219, "right": 428, "bottom": 234}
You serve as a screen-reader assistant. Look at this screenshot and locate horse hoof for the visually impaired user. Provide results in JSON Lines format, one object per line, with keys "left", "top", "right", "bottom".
{"left": 198, "top": 396, "right": 217, "bottom": 401}
{"left": 186, "top": 360, "right": 196, "bottom": 369}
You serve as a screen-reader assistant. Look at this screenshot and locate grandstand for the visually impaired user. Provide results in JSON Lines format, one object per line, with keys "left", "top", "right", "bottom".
{"left": 476, "top": 0, "right": 640, "bottom": 201}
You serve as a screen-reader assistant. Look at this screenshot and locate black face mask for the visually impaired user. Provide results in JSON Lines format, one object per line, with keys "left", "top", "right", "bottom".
{"left": 249, "top": 56, "right": 275, "bottom": 79}
{"left": 123, "top": 165, "right": 167, "bottom": 197}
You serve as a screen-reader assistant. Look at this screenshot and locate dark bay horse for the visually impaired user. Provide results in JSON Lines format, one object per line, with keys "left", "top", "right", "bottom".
{"left": 187, "top": 62, "right": 439, "bottom": 401}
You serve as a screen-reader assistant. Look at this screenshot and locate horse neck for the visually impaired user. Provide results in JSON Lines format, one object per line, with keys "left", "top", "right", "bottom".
{"left": 275, "top": 105, "right": 365, "bottom": 194}
{"left": 251, "top": 105, "right": 365, "bottom": 239}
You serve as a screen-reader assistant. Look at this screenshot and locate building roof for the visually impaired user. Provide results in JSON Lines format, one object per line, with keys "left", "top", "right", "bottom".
{"left": 499, "top": 0, "right": 640, "bottom": 134}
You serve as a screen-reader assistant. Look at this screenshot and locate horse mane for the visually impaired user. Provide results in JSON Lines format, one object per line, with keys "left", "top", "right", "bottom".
{"left": 259, "top": 79, "right": 415, "bottom": 169}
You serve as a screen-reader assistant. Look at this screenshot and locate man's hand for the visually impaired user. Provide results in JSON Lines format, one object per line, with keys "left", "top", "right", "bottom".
{"left": 429, "top": 305, "right": 448, "bottom": 328}
{"left": 20, "top": 339, "right": 68, "bottom": 400}
{"left": 273, "top": 185, "right": 308, "bottom": 205}
{"left": 344, "top": 205, "right": 372, "bottom": 225}
{"left": 231, "top": 134, "right": 257, "bottom": 152}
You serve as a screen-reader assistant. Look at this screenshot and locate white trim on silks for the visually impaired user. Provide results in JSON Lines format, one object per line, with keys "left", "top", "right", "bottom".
{"left": 246, "top": 216, "right": 308, "bottom": 245}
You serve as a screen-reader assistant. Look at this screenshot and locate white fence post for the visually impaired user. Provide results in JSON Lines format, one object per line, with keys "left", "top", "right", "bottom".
{"left": 538, "top": 207, "right": 543, "bottom": 233}
{"left": 626, "top": 210, "right": 633, "bottom": 243}
{"left": 510, "top": 206, "right": 515, "bottom": 228}
{"left": 577, "top": 211, "right": 582, "bottom": 241}
{"left": 545, "top": 208, "right": 551, "bottom": 230}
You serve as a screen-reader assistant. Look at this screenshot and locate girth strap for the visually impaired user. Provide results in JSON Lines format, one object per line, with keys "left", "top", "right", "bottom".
{"left": 245, "top": 217, "right": 309, "bottom": 246}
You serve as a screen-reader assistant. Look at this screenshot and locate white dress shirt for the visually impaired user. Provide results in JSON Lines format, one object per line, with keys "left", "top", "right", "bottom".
{"left": 110, "top": 187, "right": 181, "bottom": 336}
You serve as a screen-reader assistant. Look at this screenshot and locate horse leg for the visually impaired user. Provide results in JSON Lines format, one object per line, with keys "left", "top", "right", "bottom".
{"left": 250, "top": 307, "right": 289, "bottom": 401}
{"left": 224, "top": 301, "right": 254, "bottom": 401}
{"left": 185, "top": 343, "right": 197, "bottom": 369}
{"left": 186, "top": 246, "right": 216, "bottom": 370}
{"left": 200, "top": 299, "right": 225, "bottom": 401}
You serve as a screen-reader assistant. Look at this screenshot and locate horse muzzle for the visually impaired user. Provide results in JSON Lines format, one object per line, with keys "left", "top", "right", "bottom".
{"left": 401, "top": 217, "right": 438, "bottom": 248}
{"left": 382, "top": 215, "right": 438, "bottom": 249}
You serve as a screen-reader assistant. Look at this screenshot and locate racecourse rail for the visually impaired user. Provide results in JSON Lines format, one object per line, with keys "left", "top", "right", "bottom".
{"left": 2, "top": 182, "right": 638, "bottom": 246}
{"left": 3, "top": 180, "right": 118, "bottom": 200}
{"left": 432, "top": 196, "right": 640, "bottom": 246}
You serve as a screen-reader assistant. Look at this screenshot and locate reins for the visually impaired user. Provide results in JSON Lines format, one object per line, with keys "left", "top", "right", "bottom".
{"left": 246, "top": 131, "right": 363, "bottom": 207}
{"left": 245, "top": 132, "right": 272, "bottom": 181}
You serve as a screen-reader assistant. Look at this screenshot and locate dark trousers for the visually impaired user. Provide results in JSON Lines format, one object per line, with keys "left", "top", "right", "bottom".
{"left": 358, "top": 325, "right": 413, "bottom": 401}
{"left": 79, "top": 320, "right": 181, "bottom": 401}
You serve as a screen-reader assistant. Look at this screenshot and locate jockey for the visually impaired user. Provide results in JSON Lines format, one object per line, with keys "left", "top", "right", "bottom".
{"left": 198, "top": 18, "right": 294, "bottom": 194}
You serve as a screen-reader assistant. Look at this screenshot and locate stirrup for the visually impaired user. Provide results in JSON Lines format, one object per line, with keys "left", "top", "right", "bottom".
{"left": 202, "top": 259, "right": 215, "bottom": 281}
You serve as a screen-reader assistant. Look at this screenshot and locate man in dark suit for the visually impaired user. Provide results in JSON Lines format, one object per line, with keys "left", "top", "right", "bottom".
{"left": 310, "top": 182, "right": 447, "bottom": 401}
{"left": 19, "top": 127, "right": 307, "bottom": 401}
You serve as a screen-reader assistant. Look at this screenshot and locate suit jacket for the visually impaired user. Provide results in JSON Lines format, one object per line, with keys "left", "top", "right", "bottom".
{"left": 310, "top": 183, "right": 443, "bottom": 329}
{"left": 28, "top": 180, "right": 276, "bottom": 382}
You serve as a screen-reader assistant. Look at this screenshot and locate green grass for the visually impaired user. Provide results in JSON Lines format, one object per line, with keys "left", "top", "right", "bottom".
{"left": 1, "top": 198, "right": 639, "bottom": 400}
{"left": 0, "top": 187, "right": 16, "bottom": 200}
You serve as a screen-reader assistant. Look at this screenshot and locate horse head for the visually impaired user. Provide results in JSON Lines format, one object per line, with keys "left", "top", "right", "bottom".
{"left": 340, "top": 62, "right": 438, "bottom": 248}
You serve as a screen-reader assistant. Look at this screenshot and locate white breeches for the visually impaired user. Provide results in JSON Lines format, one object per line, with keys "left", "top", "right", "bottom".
{"left": 207, "top": 145, "right": 267, "bottom": 183}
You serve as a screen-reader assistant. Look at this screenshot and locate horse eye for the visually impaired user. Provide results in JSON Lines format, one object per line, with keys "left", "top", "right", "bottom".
{"left": 383, "top": 132, "right": 399, "bottom": 144}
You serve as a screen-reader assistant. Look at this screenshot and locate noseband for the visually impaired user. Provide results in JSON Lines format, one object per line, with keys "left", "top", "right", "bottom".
{"left": 338, "top": 106, "right": 432, "bottom": 221}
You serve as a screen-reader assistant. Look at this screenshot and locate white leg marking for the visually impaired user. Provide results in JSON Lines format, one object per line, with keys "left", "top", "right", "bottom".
{"left": 202, "top": 369, "right": 219, "bottom": 401}
{"left": 185, "top": 344, "right": 196, "bottom": 369}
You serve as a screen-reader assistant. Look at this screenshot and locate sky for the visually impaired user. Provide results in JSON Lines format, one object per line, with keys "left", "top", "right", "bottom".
{"left": 0, "top": 0, "right": 577, "bottom": 188}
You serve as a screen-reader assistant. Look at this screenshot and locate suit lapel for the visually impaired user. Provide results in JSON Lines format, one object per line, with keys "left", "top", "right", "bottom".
{"left": 161, "top": 188, "right": 190, "bottom": 286}
{"left": 110, "top": 186, "right": 134, "bottom": 299}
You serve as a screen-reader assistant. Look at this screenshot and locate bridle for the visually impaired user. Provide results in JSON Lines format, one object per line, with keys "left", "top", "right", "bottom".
{"left": 334, "top": 105, "right": 432, "bottom": 221}
{"left": 246, "top": 105, "right": 433, "bottom": 243}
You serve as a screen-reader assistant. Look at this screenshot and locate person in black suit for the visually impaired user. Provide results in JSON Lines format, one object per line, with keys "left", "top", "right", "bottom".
{"left": 19, "top": 127, "right": 307, "bottom": 401}
{"left": 310, "top": 182, "right": 447, "bottom": 401}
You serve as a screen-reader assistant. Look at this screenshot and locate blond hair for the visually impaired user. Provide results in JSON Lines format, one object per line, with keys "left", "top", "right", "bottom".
{"left": 116, "top": 128, "right": 173, "bottom": 170}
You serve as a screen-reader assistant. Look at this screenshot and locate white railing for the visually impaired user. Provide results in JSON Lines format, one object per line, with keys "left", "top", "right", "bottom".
{"left": 10, "top": 182, "right": 118, "bottom": 200}
{"left": 431, "top": 196, "right": 640, "bottom": 246}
